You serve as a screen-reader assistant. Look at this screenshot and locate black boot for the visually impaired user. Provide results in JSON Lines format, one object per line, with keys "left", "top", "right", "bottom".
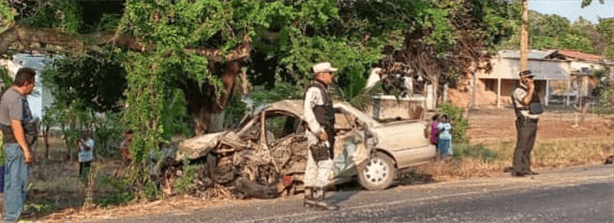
{"left": 314, "top": 187, "right": 339, "bottom": 211}
{"left": 303, "top": 187, "right": 317, "bottom": 208}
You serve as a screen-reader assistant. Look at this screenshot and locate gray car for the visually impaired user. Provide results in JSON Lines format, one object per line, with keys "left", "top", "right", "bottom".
{"left": 174, "top": 100, "right": 436, "bottom": 194}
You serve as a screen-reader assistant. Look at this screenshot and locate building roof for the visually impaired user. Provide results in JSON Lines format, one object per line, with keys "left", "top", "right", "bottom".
{"left": 499, "top": 50, "right": 558, "bottom": 60}
{"left": 555, "top": 49, "right": 604, "bottom": 62}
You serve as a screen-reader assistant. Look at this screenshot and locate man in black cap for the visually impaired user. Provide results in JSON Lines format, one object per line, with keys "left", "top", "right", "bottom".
{"left": 511, "top": 70, "right": 542, "bottom": 177}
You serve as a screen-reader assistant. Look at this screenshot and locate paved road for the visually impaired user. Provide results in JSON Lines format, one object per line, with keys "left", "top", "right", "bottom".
{"left": 97, "top": 164, "right": 613, "bottom": 222}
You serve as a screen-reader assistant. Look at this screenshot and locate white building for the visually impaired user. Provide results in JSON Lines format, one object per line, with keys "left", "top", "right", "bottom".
{"left": 472, "top": 49, "right": 610, "bottom": 107}
{"left": 0, "top": 54, "right": 56, "bottom": 120}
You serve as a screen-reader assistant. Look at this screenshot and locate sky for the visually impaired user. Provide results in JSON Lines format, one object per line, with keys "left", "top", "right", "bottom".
{"left": 529, "top": 0, "right": 614, "bottom": 23}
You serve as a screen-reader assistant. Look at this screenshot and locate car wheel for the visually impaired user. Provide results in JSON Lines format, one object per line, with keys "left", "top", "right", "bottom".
{"left": 358, "top": 151, "right": 396, "bottom": 190}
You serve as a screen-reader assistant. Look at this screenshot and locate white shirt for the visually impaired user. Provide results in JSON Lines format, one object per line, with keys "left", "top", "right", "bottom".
{"left": 365, "top": 68, "right": 384, "bottom": 89}
{"left": 78, "top": 138, "right": 95, "bottom": 162}
{"left": 512, "top": 87, "right": 540, "bottom": 119}
{"left": 304, "top": 85, "right": 327, "bottom": 135}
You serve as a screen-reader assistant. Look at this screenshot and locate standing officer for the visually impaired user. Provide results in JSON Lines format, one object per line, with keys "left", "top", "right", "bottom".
{"left": 511, "top": 70, "right": 541, "bottom": 177}
{"left": 1, "top": 67, "right": 36, "bottom": 221}
{"left": 303, "top": 62, "right": 339, "bottom": 210}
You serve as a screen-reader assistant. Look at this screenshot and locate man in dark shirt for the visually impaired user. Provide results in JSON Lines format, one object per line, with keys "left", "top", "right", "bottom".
{"left": 0, "top": 67, "right": 36, "bottom": 222}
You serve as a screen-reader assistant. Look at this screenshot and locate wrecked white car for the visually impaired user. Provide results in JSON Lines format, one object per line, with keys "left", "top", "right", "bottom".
{"left": 169, "top": 100, "right": 435, "bottom": 198}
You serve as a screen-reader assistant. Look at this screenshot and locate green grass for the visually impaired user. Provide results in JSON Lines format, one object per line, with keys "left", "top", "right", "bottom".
{"left": 24, "top": 200, "right": 57, "bottom": 215}
{"left": 452, "top": 143, "right": 499, "bottom": 163}
{"left": 174, "top": 164, "right": 201, "bottom": 193}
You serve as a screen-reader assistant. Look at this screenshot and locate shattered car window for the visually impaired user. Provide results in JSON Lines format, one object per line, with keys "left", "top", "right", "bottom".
{"left": 265, "top": 112, "right": 303, "bottom": 143}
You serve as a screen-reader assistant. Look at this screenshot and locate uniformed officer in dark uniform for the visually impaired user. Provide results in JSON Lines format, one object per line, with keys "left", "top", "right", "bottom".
{"left": 302, "top": 62, "right": 339, "bottom": 210}
{"left": 511, "top": 70, "right": 542, "bottom": 177}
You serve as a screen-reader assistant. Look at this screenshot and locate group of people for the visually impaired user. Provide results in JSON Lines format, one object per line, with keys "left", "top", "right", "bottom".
{"left": 427, "top": 69, "right": 541, "bottom": 177}
{"left": 0, "top": 67, "right": 129, "bottom": 222}
{"left": 430, "top": 114, "right": 453, "bottom": 161}
{"left": 0, "top": 64, "right": 542, "bottom": 220}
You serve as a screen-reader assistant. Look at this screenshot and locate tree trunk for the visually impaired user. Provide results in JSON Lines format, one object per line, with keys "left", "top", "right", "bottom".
{"left": 183, "top": 61, "right": 242, "bottom": 135}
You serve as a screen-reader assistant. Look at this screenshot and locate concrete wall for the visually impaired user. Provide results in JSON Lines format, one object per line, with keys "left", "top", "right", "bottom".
{"left": 475, "top": 78, "right": 546, "bottom": 107}
{"left": 478, "top": 55, "right": 572, "bottom": 80}
{"left": 570, "top": 61, "right": 605, "bottom": 72}
{"left": 364, "top": 95, "right": 426, "bottom": 120}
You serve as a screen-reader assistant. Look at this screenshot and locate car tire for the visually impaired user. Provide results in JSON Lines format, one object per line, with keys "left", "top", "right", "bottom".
{"left": 358, "top": 151, "right": 396, "bottom": 190}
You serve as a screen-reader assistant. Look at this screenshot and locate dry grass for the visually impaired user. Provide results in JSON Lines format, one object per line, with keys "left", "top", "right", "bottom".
{"left": 26, "top": 134, "right": 614, "bottom": 222}
{"left": 44, "top": 193, "right": 243, "bottom": 223}
{"left": 414, "top": 136, "right": 613, "bottom": 181}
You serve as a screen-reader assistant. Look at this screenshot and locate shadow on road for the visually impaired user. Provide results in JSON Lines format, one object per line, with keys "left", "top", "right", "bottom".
{"left": 329, "top": 179, "right": 362, "bottom": 205}
{"left": 327, "top": 171, "right": 437, "bottom": 205}
{"left": 395, "top": 171, "right": 437, "bottom": 188}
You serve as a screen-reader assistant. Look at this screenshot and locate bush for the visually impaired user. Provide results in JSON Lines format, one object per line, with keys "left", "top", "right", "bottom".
{"left": 453, "top": 143, "right": 498, "bottom": 163}
{"left": 437, "top": 103, "right": 470, "bottom": 144}
{"left": 174, "top": 163, "right": 201, "bottom": 193}
{"left": 98, "top": 175, "right": 135, "bottom": 207}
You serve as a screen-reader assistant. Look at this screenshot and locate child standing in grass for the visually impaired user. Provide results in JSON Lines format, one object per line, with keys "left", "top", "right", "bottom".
{"left": 437, "top": 114, "right": 453, "bottom": 161}
{"left": 430, "top": 114, "right": 440, "bottom": 146}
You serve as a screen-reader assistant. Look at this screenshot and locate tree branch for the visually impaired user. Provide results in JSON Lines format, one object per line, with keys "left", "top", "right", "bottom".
{"left": 0, "top": 23, "right": 252, "bottom": 62}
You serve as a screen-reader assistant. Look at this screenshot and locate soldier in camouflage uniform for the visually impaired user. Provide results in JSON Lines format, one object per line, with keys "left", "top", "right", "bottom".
{"left": 303, "top": 62, "right": 339, "bottom": 211}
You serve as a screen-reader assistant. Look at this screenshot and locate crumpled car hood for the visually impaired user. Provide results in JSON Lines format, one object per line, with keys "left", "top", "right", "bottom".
{"left": 175, "top": 131, "right": 227, "bottom": 161}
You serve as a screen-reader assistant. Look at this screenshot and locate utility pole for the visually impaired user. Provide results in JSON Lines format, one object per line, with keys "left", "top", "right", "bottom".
{"left": 520, "top": 0, "right": 529, "bottom": 71}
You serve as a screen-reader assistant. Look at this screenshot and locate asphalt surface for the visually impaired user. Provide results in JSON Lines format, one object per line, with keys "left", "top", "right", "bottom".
{"left": 96, "top": 164, "right": 613, "bottom": 222}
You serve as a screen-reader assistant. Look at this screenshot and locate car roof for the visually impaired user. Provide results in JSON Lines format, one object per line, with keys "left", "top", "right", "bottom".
{"left": 263, "top": 100, "right": 304, "bottom": 117}
{"left": 262, "top": 99, "right": 381, "bottom": 128}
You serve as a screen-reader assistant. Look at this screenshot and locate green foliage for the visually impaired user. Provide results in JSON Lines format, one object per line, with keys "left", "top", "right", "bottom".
{"left": 121, "top": 51, "right": 164, "bottom": 200}
{"left": 525, "top": 12, "right": 597, "bottom": 52}
{"left": 174, "top": 163, "right": 201, "bottom": 193}
{"left": 98, "top": 175, "right": 135, "bottom": 207}
{"left": 0, "top": 66, "right": 12, "bottom": 88}
{"left": 581, "top": 0, "right": 606, "bottom": 8}
{"left": 250, "top": 79, "right": 303, "bottom": 108}
{"left": 558, "top": 32, "right": 595, "bottom": 53}
{"left": 472, "top": 1, "right": 523, "bottom": 50}
{"left": 90, "top": 112, "right": 124, "bottom": 158}
{"left": 501, "top": 9, "right": 611, "bottom": 57}
{"left": 530, "top": 13, "right": 570, "bottom": 38}
{"left": 595, "top": 67, "right": 613, "bottom": 109}
{"left": 224, "top": 93, "right": 248, "bottom": 129}
{"left": 97, "top": 191, "right": 134, "bottom": 208}
{"left": 0, "top": 0, "right": 14, "bottom": 29}
{"left": 7, "top": 0, "right": 529, "bottom": 199}
{"left": 18, "top": 1, "right": 81, "bottom": 34}
{"left": 452, "top": 143, "right": 498, "bottom": 163}
{"left": 24, "top": 200, "right": 57, "bottom": 215}
{"left": 14, "top": 1, "right": 125, "bottom": 34}
{"left": 596, "top": 18, "right": 614, "bottom": 58}
{"left": 437, "top": 103, "right": 470, "bottom": 144}
{"left": 42, "top": 101, "right": 124, "bottom": 158}
{"left": 161, "top": 89, "right": 192, "bottom": 139}
{"left": 42, "top": 50, "right": 126, "bottom": 113}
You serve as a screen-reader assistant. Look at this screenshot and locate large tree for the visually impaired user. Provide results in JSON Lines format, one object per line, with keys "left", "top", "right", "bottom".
{"left": 0, "top": 0, "right": 521, "bottom": 197}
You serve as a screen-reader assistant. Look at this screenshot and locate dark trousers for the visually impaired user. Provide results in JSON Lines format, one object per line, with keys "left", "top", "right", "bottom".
{"left": 513, "top": 117, "right": 538, "bottom": 173}
{"left": 79, "top": 161, "right": 92, "bottom": 181}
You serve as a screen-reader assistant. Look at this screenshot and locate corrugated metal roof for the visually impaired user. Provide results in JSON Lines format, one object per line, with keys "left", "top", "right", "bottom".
{"left": 499, "top": 50, "right": 558, "bottom": 59}
{"left": 557, "top": 49, "right": 604, "bottom": 61}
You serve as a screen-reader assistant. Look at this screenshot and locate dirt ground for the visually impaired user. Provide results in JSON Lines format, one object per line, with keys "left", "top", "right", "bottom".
{"left": 466, "top": 108, "right": 613, "bottom": 145}
{"left": 22, "top": 108, "right": 614, "bottom": 222}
